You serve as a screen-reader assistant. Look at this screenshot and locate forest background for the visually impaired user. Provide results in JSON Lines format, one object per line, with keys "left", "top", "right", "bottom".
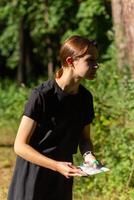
{"left": 0, "top": 0, "right": 134, "bottom": 199}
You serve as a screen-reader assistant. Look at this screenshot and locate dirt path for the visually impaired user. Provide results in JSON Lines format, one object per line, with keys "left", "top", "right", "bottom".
{"left": 0, "top": 146, "right": 15, "bottom": 200}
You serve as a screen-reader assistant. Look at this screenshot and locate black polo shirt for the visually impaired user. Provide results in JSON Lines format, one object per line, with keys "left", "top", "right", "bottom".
{"left": 8, "top": 79, "right": 95, "bottom": 200}
{"left": 23, "top": 79, "right": 94, "bottom": 155}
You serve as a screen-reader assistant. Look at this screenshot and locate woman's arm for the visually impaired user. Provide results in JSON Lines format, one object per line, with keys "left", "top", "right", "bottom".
{"left": 79, "top": 124, "right": 94, "bottom": 155}
{"left": 79, "top": 124, "right": 98, "bottom": 166}
{"left": 14, "top": 116, "right": 83, "bottom": 178}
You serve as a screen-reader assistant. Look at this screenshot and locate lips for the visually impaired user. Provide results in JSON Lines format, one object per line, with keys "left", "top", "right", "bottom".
{"left": 87, "top": 72, "right": 96, "bottom": 79}
{"left": 90, "top": 72, "right": 96, "bottom": 76}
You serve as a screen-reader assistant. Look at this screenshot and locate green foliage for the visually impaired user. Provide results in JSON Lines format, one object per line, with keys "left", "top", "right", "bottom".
{"left": 76, "top": 0, "right": 107, "bottom": 35}
{"left": 73, "top": 46, "right": 134, "bottom": 199}
{"left": 0, "top": 2, "right": 19, "bottom": 68}
{"left": 0, "top": 0, "right": 46, "bottom": 69}
{"left": 0, "top": 0, "right": 112, "bottom": 72}
{"left": 48, "top": 0, "right": 75, "bottom": 31}
{"left": 0, "top": 80, "right": 29, "bottom": 129}
{"left": 0, "top": 59, "right": 134, "bottom": 199}
{"left": 0, "top": 78, "right": 46, "bottom": 129}
{"left": 0, "top": 1, "right": 133, "bottom": 199}
{"left": 62, "top": 0, "right": 112, "bottom": 56}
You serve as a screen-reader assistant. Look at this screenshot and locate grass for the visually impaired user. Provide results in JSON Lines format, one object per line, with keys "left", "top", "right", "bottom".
{"left": 0, "top": 127, "right": 84, "bottom": 200}
{"left": 0, "top": 127, "right": 16, "bottom": 200}
{"left": 0, "top": 126, "right": 92, "bottom": 200}
{"left": 0, "top": 126, "right": 134, "bottom": 200}
{"left": 0, "top": 147, "right": 15, "bottom": 200}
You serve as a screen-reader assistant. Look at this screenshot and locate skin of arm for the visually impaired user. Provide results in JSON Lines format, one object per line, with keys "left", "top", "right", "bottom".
{"left": 14, "top": 115, "right": 83, "bottom": 178}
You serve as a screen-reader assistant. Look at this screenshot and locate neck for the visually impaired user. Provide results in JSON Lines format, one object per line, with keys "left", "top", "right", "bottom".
{"left": 55, "top": 68, "right": 82, "bottom": 94}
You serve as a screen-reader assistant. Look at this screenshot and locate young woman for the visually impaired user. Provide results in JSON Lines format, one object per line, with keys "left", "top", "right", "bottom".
{"left": 8, "top": 35, "right": 99, "bottom": 200}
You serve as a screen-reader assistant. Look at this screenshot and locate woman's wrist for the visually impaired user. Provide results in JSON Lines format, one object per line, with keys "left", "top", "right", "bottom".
{"left": 83, "top": 151, "right": 100, "bottom": 167}
{"left": 83, "top": 151, "right": 94, "bottom": 158}
{"left": 52, "top": 160, "right": 59, "bottom": 171}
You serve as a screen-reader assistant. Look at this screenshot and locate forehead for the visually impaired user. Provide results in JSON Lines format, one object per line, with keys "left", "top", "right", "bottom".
{"left": 85, "top": 45, "right": 99, "bottom": 60}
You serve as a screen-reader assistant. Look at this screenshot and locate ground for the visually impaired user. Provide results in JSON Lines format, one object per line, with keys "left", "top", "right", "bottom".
{"left": 0, "top": 146, "right": 15, "bottom": 199}
{"left": 0, "top": 128, "right": 15, "bottom": 199}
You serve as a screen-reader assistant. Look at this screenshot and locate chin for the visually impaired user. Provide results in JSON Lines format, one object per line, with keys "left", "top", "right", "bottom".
{"left": 86, "top": 75, "right": 96, "bottom": 80}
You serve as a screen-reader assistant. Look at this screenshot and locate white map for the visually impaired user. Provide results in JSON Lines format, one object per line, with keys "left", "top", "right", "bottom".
{"left": 79, "top": 164, "right": 110, "bottom": 176}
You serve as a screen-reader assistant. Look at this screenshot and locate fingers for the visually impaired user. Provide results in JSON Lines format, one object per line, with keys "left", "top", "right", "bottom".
{"left": 64, "top": 162, "right": 84, "bottom": 178}
{"left": 56, "top": 161, "right": 85, "bottom": 178}
{"left": 65, "top": 171, "right": 83, "bottom": 179}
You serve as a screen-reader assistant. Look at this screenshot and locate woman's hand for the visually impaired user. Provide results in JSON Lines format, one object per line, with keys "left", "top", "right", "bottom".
{"left": 55, "top": 161, "right": 84, "bottom": 178}
{"left": 84, "top": 152, "right": 100, "bottom": 168}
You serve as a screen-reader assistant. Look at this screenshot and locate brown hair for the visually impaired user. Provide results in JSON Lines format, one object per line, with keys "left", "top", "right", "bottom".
{"left": 55, "top": 35, "right": 98, "bottom": 78}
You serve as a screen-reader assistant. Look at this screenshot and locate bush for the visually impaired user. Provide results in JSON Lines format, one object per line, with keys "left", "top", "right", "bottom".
{"left": 74, "top": 56, "right": 134, "bottom": 199}
{"left": 0, "top": 80, "right": 29, "bottom": 130}
{"left": 0, "top": 63, "right": 134, "bottom": 199}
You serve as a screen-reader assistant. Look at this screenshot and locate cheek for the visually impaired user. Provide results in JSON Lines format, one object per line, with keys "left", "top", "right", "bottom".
{"left": 79, "top": 61, "right": 89, "bottom": 72}
{"left": 78, "top": 67, "right": 90, "bottom": 78}
{"left": 74, "top": 61, "right": 90, "bottom": 77}
{"left": 77, "top": 63, "right": 87, "bottom": 72}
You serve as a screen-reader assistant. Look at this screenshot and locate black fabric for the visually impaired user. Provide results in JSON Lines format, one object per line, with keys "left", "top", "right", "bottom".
{"left": 8, "top": 151, "right": 73, "bottom": 200}
{"left": 8, "top": 79, "right": 94, "bottom": 200}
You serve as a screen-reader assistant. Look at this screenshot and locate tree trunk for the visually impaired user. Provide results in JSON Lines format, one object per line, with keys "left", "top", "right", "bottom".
{"left": 17, "top": 17, "right": 35, "bottom": 85}
{"left": 25, "top": 28, "right": 34, "bottom": 80}
{"left": 111, "top": 0, "right": 127, "bottom": 71}
{"left": 122, "top": 0, "right": 134, "bottom": 79}
{"left": 17, "top": 18, "right": 26, "bottom": 85}
{"left": 47, "top": 46, "right": 54, "bottom": 79}
{"left": 44, "top": 0, "right": 54, "bottom": 79}
{"left": 111, "top": 0, "right": 134, "bottom": 78}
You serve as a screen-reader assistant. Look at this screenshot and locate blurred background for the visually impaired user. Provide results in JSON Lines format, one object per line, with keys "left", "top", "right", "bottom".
{"left": 0, "top": 0, "right": 134, "bottom": 199}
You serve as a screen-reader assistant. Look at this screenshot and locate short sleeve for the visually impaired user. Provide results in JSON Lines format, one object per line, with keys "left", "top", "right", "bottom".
{"left": 83, "top": 93, "right": 95, "bottom": 126}
{"left": 23, "top": 89, "right": 43, "bottom": 121}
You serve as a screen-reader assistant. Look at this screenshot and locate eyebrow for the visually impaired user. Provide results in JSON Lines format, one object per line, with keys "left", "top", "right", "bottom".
{"left": 85, "top": 56, "right": 98, "bottom": 61}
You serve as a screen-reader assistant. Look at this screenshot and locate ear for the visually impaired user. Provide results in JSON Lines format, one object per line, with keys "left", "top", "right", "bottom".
{"left": 66, "top": 57, "right": 73, "bottom": 65}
